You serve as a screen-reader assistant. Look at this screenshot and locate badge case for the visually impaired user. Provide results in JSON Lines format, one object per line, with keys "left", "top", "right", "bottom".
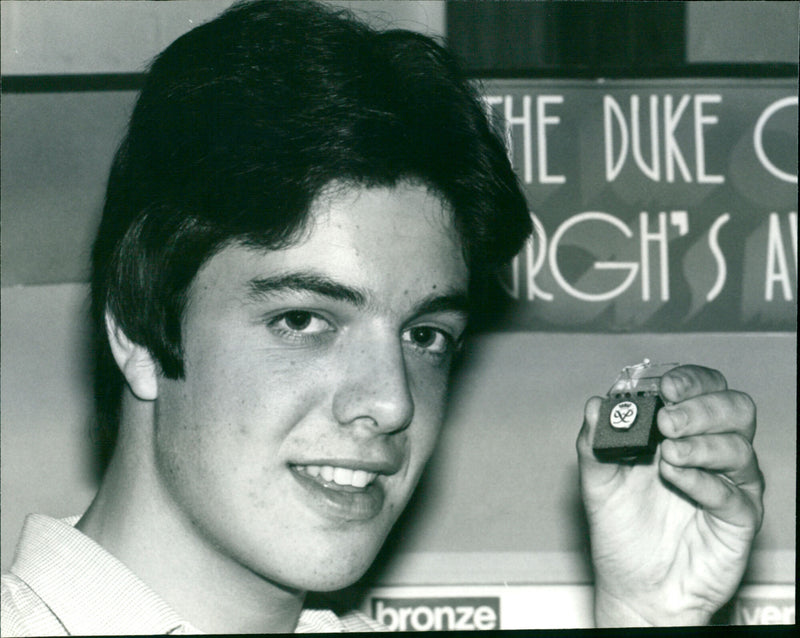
{"left": 593, "top": 359, "right": 677, "bottom": 461}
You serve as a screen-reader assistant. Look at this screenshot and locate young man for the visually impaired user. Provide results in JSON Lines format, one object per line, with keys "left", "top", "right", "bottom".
{"left": 1, "top": 1, "right": 763, "bottom": 633}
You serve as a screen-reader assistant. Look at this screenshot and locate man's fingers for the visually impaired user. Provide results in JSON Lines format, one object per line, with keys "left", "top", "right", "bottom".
{"left": 658, "top": 459, "right": 764, "bottom": 531}
{"left": 577, "top": 396, "right": 627, "bottom": 490}
{"left": 660, "top": 432, "right": 765, "bottom": 529}
{"left": 660, "top": 434, "right": 760, "bottom": 485}
{"left": 660, "top": 365, "right": 727, "bottom": 404}
{"left": 658, "top": 390, "right": 756, "bottom": 440}
{"left": 576, "top": 395, "right": 603, "bottom": 457}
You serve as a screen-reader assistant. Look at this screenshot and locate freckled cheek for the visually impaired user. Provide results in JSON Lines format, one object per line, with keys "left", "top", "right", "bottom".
{"left": 155, "top": 387, "right": 295, "bottom": 518}
{"left": 189, "top": 349, "right": 329, "bottom": 436}
{"left": 408, "top": 366, "right": 451, "bottom": 455}
{"left": 155, "top": 377, "right": 318, "bottom": 505}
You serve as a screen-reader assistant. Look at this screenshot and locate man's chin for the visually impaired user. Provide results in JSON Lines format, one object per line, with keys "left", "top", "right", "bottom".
{"left": 278, "top": 561, "right": 374, "bottom": 593}
{"left": 280, "top": 533, "right": 389, "bottom": 593}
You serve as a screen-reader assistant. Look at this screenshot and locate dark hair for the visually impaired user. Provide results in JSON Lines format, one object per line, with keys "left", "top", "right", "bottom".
{"left": 91, "top": 0, "right": 531, "bottom": 447}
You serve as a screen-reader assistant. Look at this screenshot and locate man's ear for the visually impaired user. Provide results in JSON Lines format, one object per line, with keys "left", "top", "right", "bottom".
{"left": 105, "top": 311, "right": 159, "bottom": 401}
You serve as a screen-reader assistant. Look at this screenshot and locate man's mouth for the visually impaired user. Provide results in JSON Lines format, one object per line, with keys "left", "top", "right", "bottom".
{"left": 289, "top": 463, "right": 387, "bottom": 521}
{"left": 294, "top": 465, "right": 378, "bottom": 489}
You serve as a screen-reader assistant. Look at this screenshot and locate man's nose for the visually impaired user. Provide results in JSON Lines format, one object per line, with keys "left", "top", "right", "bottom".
{"left": 331, "top": 333, "right": 414, "bottom": 434}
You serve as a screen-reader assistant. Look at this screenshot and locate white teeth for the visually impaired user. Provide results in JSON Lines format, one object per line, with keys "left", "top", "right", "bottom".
{"left": 299, "top": 465, "right": 377, "bottom": 488}
{"left": 351, "top": 470, "right": 370, "bottom": 488}
{"left": 333, "top": 467, "right": 353, "bottom": 485}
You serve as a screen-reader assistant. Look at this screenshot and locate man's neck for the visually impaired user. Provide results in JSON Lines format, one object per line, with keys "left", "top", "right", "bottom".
{"left": 77, "top": 416, "right": 306, "bottom": 633}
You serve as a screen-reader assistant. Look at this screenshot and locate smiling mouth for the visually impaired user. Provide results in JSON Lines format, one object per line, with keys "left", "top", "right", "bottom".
{"left": 290, "top": 464, "right": 386, "bottom": 521}
{"left": 294, "top": 465, "right": 378, "bottom": 489}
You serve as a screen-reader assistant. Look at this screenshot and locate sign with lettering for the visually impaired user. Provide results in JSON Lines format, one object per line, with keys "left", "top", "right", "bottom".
{"left": 371, "top": 596, "right": 500, "bottom": 631}
{"left": 362, "top": 584, "right": 794, "bottom": 629}
{"left": 734, "top": 596, "right": 796, "bottom": 625}
{"left": 481, "top": 79, "right": 797, "bottom": 331}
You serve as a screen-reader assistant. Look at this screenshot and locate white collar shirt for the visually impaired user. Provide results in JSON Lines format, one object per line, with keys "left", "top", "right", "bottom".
{"left": 1, "top": 514, "right": 384, "bottom": 635}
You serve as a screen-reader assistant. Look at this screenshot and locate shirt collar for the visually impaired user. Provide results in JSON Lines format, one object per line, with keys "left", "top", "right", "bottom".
{"left": 10, "top": 514, "right": 354, "bottom": 634}
{"left": 295, "top": 607, "right": 347, "bottom": 633}
{"left": 11, "top": 514, "right": 200, "bottom": 635}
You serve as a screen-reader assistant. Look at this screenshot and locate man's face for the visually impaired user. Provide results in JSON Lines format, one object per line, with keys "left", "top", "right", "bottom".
{"left": 152, "top": 181, "right": 469, "bottom": 591}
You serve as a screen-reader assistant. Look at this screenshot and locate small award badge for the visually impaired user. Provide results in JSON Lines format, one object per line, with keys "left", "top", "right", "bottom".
{"left": 593, "top": 359, "right": 678, "bottom": 461}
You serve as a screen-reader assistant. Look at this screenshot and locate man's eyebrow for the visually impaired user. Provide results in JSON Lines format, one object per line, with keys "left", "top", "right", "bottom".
{"left": 246, "top": 272, "right": 367, "bottom": 306}
{"left": 411, "top": 291, "right": 470, "bottom": 319}
{"left": 246, "top": 271, "right": 469, "bottom": 318}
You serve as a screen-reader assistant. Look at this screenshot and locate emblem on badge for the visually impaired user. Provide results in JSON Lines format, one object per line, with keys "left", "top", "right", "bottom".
{"left": 609, "top": 400, "right": 638, "bottom": 429}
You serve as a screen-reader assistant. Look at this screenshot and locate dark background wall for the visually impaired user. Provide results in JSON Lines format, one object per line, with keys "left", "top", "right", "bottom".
{"left": 447, "top": 1, "right": 798, "bottom": 73}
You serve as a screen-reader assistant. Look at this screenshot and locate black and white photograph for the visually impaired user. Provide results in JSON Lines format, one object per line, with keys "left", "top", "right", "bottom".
{"left": 1, "top": 1, "right": 796, "bottom": 633}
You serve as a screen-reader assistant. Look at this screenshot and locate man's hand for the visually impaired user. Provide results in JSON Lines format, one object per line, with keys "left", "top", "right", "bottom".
{"left": 576, "top": 365, "right": 764, "bottom": 627}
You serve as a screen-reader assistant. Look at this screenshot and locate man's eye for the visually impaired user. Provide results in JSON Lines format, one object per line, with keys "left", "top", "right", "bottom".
{"left": 269, "top": 311, "right": 333, "bottom": 337}
{"left": 402, "top": 326, "right": 452, "bottom": 355}
{"left": 283, "top": 311, "right": 313, "bottom": 331}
